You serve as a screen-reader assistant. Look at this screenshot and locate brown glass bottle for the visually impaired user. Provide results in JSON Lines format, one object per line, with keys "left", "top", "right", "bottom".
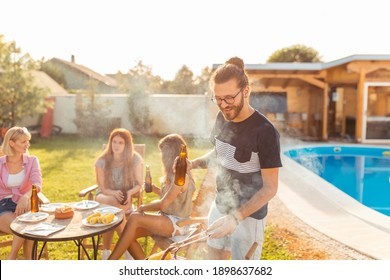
{"left": 121, "top": 186, "right": 127, "bottom": 205}
{"left": 31, "top": 184, "right": 39, "bottom": 213}
{"left": 144, "top": 165, "right": 152, "bottom": 193}
{"left": 121, "top": 186, "right": 128, "bottom": 205}
{"left": 174, "top": 144, "right": 187, "bottom": 186}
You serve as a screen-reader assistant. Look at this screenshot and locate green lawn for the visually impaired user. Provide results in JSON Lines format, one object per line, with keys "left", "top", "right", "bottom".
{"left": 0, "top": 134, "right": 293, "bottom": 260}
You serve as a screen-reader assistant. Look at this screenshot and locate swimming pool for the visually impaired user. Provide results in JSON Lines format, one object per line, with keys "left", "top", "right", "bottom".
{"left": 284, "top": 146, "right": 390, "bottom": 217}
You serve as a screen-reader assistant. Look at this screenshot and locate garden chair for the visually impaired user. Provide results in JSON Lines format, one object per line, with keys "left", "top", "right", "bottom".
{"left": 147, "top": 168, "right": 216, "bottom": 259}
{"left": 77, "top": 143, "right": 145, "bottom": 259}
{"left": 0, "top": 192, "right": 50, "bottom": 259}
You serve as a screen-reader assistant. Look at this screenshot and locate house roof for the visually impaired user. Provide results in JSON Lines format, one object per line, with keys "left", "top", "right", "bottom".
{"left": 213, "top": 54, "right": 390, "bottom": 72}
{"left": 50, "top": 57, "right": 118, "bottom": 87}
{"left": 30, "top": 70, "right": 70, "bottom": 96}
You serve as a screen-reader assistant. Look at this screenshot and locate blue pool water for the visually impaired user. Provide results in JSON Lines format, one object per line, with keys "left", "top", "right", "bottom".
{"left": 284, "top": 146, "right": 390, "bottom": 216}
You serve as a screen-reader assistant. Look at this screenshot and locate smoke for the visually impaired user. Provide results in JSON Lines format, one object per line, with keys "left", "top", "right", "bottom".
{"left": 192, "top": 137, "right": 212, "bottom": 150}
{"left": 192, "top": 169, "right": 216, "bottom": 217}
{"left": 284, "top": 145, "right": 323, "bottom": 176}
{"left": 149, "top": 94, "right": 210, "bottom": 137}
{"left": 296, "top": 153, "right": 323, "bottom": 176}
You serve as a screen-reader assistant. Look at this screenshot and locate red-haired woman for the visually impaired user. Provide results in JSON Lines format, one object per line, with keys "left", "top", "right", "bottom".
{"left": 95, "top": 128, "right": 143, "bottom": 259}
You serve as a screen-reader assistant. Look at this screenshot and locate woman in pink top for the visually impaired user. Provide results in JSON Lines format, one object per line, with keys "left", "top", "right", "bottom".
{"left": 0, "top": 127, "right": 42, "bottom": 259}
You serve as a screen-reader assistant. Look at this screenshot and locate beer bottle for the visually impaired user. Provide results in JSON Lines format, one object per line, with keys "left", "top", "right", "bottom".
{"left": 174, "top": 144, "right": 187, "bottom": 186}
{"left": 121, "top": 184, "right": 128, "bottom": 205}
{"left": 144, "top": 165, "right": 152, "bottom": 193}
{"left": 31, "top": 184, "right": 39, "bottom": 213}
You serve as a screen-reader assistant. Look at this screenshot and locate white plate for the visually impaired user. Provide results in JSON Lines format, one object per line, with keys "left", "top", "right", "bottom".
{"left": 40, "top": 203, "right": 66, "bottom": 213}
{"left": 18, "top": 212, "right": 49, "bottom": 223}
{"left": 93, "top": 206, "right": 122, "bottom": 215}
{"left": 81, "top": 216, "right": 119, "bottom": 227}
{"left": 73, "top": 200, "right": 99, "bottom": 210}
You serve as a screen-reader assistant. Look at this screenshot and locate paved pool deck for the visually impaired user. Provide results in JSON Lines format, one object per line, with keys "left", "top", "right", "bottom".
{"left": 278, "top": 138, "right": 390, "bottom": 259}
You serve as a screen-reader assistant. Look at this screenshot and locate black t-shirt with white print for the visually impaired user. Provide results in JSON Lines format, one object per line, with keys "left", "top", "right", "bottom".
{"left": 210, "top": 110, "right": 282, "bottom": 220}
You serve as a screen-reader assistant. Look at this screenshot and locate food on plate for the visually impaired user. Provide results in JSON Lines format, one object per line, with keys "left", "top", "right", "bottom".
{"left": 85, "top": 212, "right": 115, "bottom": 225}
{"left": 86, "top": 212, "right": 101, "bottom": 223}
{"left": 89, "top": 216, "right": 100, "bottom": 224}
{"left": 100, "top": 213, "right": 115, "bottom": 224}
{"left": 54, "top": 205, "right": 74, "bottom": 219}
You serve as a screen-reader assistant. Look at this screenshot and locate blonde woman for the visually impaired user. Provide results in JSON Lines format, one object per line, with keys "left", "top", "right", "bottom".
{"left": 95, "top": 128, "right": 143, "bottom": 259}
{"left": 0, "top": 127, "right": 42, "bottom": 259}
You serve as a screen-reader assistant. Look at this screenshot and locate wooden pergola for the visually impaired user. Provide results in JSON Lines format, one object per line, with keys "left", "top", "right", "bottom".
{"left": 222, "top": 55, "right": 390, "bottom": 143}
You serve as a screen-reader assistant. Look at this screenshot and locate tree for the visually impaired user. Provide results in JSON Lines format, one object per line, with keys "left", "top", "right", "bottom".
{"left": 126, "top": 60, "right": 159, "bottom": 134}
{"left": 39, "top": 59, "right": 67, "bottom": 88}
{"left": 169, "top": 65, "right": 196, "bottom": 95}
{"left": 113, "top": 70, "right": 128, "bottom": 93}
{"left": 267, "top": 44, "right": 322, "bottom": 63}
{"left": 194, "top": 66, "right": 212, "bottom": 95}
{"left": 114, "top": 61, "right": 162, "bottom": 93}
{"left": 73, "top": 79, "right": 112, "bottom": 137}
{"left": 0, "top": 35, "right": 47, "bottom": 127}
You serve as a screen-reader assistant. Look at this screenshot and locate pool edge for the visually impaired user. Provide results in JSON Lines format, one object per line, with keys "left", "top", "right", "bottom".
{"left": 279, "top": 142, "right": 390, "bottom": 260}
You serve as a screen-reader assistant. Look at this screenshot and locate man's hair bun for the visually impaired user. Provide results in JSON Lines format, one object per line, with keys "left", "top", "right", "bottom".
{"left": 211, "top": 56, "right": 248, "bottom": 88}
{"left": 225, "top": 57, "right": 244, "bottom": 70}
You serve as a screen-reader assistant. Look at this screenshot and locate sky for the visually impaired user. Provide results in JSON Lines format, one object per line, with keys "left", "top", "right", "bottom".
{"left": 1, "top": 0, "right": 390, "bottom": 80}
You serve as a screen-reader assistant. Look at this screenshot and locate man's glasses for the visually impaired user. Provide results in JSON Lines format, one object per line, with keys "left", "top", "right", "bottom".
{"left": 211, "top": 89, "right": 242, "bottom": 105}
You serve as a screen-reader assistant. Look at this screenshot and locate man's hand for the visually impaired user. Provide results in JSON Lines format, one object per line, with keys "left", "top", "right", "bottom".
{"left": 207, "top": 214, "right": 238, "bottom": 239}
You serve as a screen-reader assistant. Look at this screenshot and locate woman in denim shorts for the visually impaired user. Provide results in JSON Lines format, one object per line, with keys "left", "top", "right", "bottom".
{"left": 0, "top": 127, "right": 42, "bottom": 259}
{"left": 108, "top": 134, "right": 196, "bottom": 260}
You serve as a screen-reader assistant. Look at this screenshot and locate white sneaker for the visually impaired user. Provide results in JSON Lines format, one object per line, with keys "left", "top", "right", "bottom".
{"left": 102, "top": 249, "right": 111, "bottom": 260}
{"left": 124, "top": 250, "right": 134, "bottom": 260}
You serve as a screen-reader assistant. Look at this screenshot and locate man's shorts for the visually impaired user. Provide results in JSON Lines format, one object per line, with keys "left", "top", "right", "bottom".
{"left": 207, "top": 202, "right": 267, "bottom": 260}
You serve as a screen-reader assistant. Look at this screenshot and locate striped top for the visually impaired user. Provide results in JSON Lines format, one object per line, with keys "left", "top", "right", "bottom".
{"left": 211, "top": 110, "right": 282, "bottom": 219}
{"left": 215, "top": 140, "right": 260, "bottom": 173}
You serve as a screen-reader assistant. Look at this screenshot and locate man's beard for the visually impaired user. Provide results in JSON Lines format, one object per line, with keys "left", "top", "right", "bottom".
{"left": 220, "top": 95, "right": 244, "bottom": 121}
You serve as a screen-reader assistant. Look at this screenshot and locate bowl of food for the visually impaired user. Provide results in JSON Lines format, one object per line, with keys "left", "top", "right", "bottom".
{"left": 54, "top": 205, "right": 74, "bottom": 219}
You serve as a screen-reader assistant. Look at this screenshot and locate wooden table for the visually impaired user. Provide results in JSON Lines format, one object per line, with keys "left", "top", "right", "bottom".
{"left": 10, "top": 203, "right": 124, "bottom": 260}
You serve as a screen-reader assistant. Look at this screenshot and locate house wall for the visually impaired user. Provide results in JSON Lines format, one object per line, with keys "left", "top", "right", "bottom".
{"left": 48, "top": 94, "right": 212, "bottom": 138}
{"left": 53, "top": 94, "right": 86, "bottom": 133}
{"left": 287, "top": 87, "right": 310, "bottom": 113}
{"left": 50, "top": 61, "right": 117, "bottom": 94}
{"left": 327, "top": 66, "right": 359, "bottom": 84}
{"left": 344, "top": 87, "right": 357, "bottom": 117}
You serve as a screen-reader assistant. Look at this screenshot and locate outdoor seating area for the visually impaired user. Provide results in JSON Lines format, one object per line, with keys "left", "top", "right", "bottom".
{"left": 0, "top": 136, "right": 218, "bottom": 260}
